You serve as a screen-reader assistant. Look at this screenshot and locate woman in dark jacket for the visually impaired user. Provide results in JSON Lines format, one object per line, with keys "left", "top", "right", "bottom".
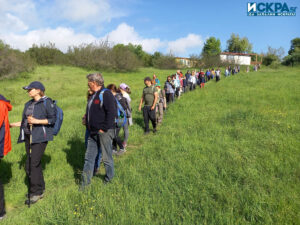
{"left": 10, "top": 81, "right": 56, "bottom": 205}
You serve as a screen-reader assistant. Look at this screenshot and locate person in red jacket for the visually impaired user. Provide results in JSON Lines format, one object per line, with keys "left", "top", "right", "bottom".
{"left": 0, "top": 94, "right": 12, "bottom": 220}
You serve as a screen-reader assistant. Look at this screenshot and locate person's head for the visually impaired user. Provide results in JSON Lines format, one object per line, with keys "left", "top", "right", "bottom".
{"left": 176, "top": 70, "right": 180, "bottom": 74}
{"left": 144, "top": 77, "right": 152, "bottom": 87}
{"left": 107, "top": 84, "right": 120, "bottom": 95}
{"left": 167, "top": 76, "right": 171, "bottom": 82}
{"left": 23, "top": 81, "right": 45, "bottom": 99}
{"left": 153, "top": 74, "right": 156, "bottom": 79}
{"left": 120, "top": 83, "right": 131, "bottom": 94}
{"left": 86, "top": 73, "right": 104, "bottom": 93}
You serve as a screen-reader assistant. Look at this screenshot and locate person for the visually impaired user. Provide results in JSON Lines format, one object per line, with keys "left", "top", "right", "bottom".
{"left": 82, "top": 89, "right": 102, "bottom": 175}
{"left": 199, "top": 70, "right": 205, "bottom": 88}
{"left": 107, "top": 84, "right": 128, "bottom": 156}
{"left": 155, "top": 82, "right": 166, "bottom": 124}
{"left": 164, "top": 76, "right": 175, "bottom": 104}
{"left": 119, "top": 83, "right": 132, "bottom": 148}
{"left": 174, "top": 71, "right": 181, "bottom": 98}
{"left": 152, "top": 74, "right": 159, "bottom": 85}
{"left": 10, "top": 81, "right": 56, "bottom": 205}
{"left": 0, "top": 94, "right": 12, "bottom": 220}
{"left": 205, "top": 69, "right": 211, "bottom": 82}
{"left": 225, "top": 67, "right": 229, "bottom": 77}
{"left": 81, "top": 73, "right": 117, "bottom": 187}
{"left": 189, "top": 71, "right": 196, "bottom": 90}
{"left": 215, "top": 68, "right": 221, "bottom": 82}
{"left": 138, "top": 77, "right": 158, "bottom": 134}
{"left": 185, "top": 70, "right": 191, "bottom": 91}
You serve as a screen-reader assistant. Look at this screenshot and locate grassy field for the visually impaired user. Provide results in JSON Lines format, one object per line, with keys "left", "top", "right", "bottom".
{"left": 0, "top": 65, "right": 299, "bottom": 224}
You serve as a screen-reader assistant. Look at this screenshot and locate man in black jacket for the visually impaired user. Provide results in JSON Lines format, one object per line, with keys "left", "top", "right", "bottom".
{"left": 81, "top": 73, "right": 117, "bottom": 187}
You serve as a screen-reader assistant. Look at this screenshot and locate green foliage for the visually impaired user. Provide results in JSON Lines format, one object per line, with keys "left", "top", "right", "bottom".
{"left": 262, "top": 46, "right": 284, "bottom": 66}
{"left": 26, "top": 43, "right": 68, "bottom": 65}
{"left": 202, "top": 37, "right": 221, "bottom": 56}
{"left": 1, "top": 65, "right": 299, "bottom": 224}
{"left": 283, "top": 37, "right": 300, "bottom": 66}
{"left": 0, "top": 40, "right": 35, "bottom": 79}
{"left": 152, "top": 53, "right": 178, "bottom": 69}
{"left": 226, "top": 33, "right": 252, "bottom": 53}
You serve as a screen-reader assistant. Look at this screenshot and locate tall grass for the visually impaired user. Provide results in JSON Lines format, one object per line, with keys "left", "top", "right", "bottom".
{"left": 0, "top": 66, "right": 299, "bottom": 224}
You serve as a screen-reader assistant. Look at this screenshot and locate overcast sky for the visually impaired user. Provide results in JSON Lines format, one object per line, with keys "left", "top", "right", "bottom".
{"left": 0, "top": 0, "right": 299, "bottom": 57}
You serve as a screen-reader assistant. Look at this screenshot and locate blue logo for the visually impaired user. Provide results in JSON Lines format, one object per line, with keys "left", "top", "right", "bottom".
{"left": 248, "top": 2, "right": 297, "bottom": 16}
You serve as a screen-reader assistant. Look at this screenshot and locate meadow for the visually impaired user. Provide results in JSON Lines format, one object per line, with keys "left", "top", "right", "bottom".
{"left": 0, "top": 65, "right": 299, "bottom": 224}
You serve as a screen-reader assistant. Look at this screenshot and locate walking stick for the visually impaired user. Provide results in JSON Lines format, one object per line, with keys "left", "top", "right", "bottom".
{"left": 28, "top": 124, "right": 32, "bottom": 208}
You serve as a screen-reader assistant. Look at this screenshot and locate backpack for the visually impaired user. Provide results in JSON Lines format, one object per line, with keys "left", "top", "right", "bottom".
{"left": 43, "top": 99, "right": 63, "bottom": 136}
{"left": 99, "top": 89, "right": 127, "bottom": 128}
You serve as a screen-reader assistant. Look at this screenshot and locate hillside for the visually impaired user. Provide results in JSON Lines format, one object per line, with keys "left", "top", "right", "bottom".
{"left": 0, "top": 66, "right": 299, "bottom": 224}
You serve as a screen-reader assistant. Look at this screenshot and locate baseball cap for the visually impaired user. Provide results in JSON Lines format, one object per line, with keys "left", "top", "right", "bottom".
{"left": 120, "top": 83, "right": 129, "bottom": 90}
{"left": 23, "top": 81, "right": 45, "bottom": 92}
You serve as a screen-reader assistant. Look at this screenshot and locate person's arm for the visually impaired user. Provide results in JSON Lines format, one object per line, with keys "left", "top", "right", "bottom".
{"left": 151, "top": 92, "right": 158, "bottom": 110}
{"left": 138, "top": 95, "right": 144, "bottom": 111}
{"left": 101, "top": 91, "right": 117, "bottom": 133}
{"left": 27, "top": 116, "right": 49, "bottom": 125}
{"left": 10, "top": 121, "right": 21, "bottom": 127}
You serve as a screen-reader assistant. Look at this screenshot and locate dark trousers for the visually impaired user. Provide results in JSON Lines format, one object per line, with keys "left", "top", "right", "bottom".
{"left": 0, "top": 161, "right": 5, "bottom": 217}
{"left": 113, "top": 128, "right": 124, "bottom": 150}
{"left": 166, "top": 93, "right": 174, "bottom": 104}
{"left": 25, "top": 135, "right": 47, "bottom": 196}
{"left": 143, "top": 106, "right": 156, "bottom": 132}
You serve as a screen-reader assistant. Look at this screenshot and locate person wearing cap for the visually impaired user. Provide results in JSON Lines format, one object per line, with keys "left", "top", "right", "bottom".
{"left": 0, "top": 94, "right": 13, "bottom": 220}
{"left": 10, "top": 81, "right": 56, "bottom": 205}
{"left": 138, "top": 77, "right": 158, "bottom": 134}
{"left": 119, "top": 83, "right": 132, "bottom": 148}
{"left": 155, "top": 82, "right": 166, "bottom": 124}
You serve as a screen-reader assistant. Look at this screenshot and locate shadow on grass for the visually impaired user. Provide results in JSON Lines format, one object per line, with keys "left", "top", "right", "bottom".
{"left": 63, "top": 137, "right": 86, "bottom": 183}
{"left": 0, "top": 159, "right": 12, "bottom": 185}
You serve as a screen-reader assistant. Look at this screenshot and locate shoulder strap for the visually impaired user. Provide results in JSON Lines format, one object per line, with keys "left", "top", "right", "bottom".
{"left": 99, "top": 88, "right": 109, "bottom": 108}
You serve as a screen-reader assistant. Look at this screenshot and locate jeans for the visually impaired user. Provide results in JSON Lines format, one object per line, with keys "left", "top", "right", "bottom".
{"left": 85, "top": 129, "right": 102, "bottom": 171}
{"left": 82, "top": 129, "right": 115, "bottom": 186}
{"left": 0, "top": 161, "right": 5, "bottom": 217}
{"left": 25, "top": 135, "right": 47, "bottom": 196}
{"left": 156, "top": 103, "right": 164, "bottom": 123}
{"left": 143, "top": 106, "right": 156, "bottom": 132}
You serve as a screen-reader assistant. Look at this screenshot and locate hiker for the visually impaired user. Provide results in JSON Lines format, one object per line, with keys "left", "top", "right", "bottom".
{"left": 107, "top": 84, "right": 128, "bottom": 156}
{"left": 199, "top": 70, "right": 205, "bottom": 88}
{"left": 225, "top": 67, "right": 229, "bottom": 77}
{"left": 164, "top": 76, "right": 175, "bottom": 104}
{"left": 174, "top": 71, "right": 181, "bottom": 98}
{"left": 205, "top": 69, "right": 211, "bottom": 82}
{"left": 155, "top": 82, "right": 166, "bottom": 124}
{"left": 215, "top": 68, "right": 221, "bottom": 82}
{"left": 10, "top": 81, "right": 56, "bottom": 205}
{"left": 0, "top": 95, "right": 12, "bottom": 220}
{"left": 152, "top": 74, "right": 159, "bottom": 85}
{"left": 189, "top": 71, "right": 196, "bottom": 91}
{"left": 82, "top": 89, "right": 102, "bottom": 175}
{"left": 81, "top": 73, "right": 117, "bottom": 186}
{"left": 138, "top": 77, "right": 158, "bottom": 134}
{"left": 185, "top": 70, "right": 191, "bottom": 91}
{"left": 119, "top": 83, "right": 132, "bottom": 148}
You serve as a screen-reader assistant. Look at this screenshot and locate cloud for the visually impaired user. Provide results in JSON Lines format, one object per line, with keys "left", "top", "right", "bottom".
{"left": 0, "top": 13, "right": 28, "bottom": 33}
{"left": 55, "top": 0, "right": 125, "bottom": 24}
{"left": 105, "top": 23, "right": 164, "bottom": 53}
{"left": 167, "top": 34, "right": 204, "bottom": 55}
{"left": 1, "top": 27, "right": 97, "bottom": 52}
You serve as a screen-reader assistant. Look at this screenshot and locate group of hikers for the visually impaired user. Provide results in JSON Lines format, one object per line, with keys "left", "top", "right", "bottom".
{"left": 0, "top": 64, "right": 259, "bottom": 219}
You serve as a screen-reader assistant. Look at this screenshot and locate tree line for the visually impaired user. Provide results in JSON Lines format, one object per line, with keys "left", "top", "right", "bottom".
{"left": 0, "top": 34, "right": 299, "bottom": 79}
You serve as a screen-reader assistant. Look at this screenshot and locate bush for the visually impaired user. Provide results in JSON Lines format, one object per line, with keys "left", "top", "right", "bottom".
{"left": 152, "top": 53, "right": 178, "bottom": 69}
{"left": 0, "top": 40, "right": 35, "bottom": 79}
{"left": 26, "top": 43, "right": 68, "bottom": 65}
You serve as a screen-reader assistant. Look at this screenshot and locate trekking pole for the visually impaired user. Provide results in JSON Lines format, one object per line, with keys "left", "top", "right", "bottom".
{"left": 28, "top": 124, "right": 32, "bottom": 208}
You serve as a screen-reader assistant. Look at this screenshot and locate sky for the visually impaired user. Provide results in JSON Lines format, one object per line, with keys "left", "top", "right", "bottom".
{"left": 0, "top": 0, "right": 299, "bottom": 57}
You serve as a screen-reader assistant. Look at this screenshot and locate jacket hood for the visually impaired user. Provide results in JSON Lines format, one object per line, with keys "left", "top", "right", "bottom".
{"left": 0, "top": 94, "right": 12, "bottom": 111}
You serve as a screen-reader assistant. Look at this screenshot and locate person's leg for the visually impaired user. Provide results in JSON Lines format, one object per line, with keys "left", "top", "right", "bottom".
{"left": 158, "top": 103, "right": 163, "bottom": 123}
{"left": 115, "top": 128, "right": 124, "bottom": 150}
{"left": 26, "top": 142, "right": 47, "bottom": 196}
{"left": 123, "top": 120, "right": 129, "bottom": 145}
{"left": 143, "top": 106, "right": 150, "bottom": 132}
{"left": 99, "top": 129, "right": 115, "bottom": 182}
{"left": 81, "top": 134, "right": 99, "bottom": 187}
{"left": 149, "top": 107, "right": 157, "bottom": 131}
{"left": 0, "top": 161, "right": 5, "bottom": 217}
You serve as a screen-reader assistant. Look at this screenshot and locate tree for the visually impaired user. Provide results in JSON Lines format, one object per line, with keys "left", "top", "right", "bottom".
{"left": 226, "top": 33, "right": 252, "bottom": 53}
{"left": 262, "top": 46, "right": 284, "bottom": 66}
{"left": 202, "top": 37, "right": 221, "bottom": 56}
{"left": 283, "top": 37, "right": 300, "bottom": 66}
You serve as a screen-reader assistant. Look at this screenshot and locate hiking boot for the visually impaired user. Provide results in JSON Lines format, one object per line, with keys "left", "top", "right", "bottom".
{"left": 0, "top": 213, "right": 6, "bottom": 220}
{"left": 25, "top": 190, "right": 45, "bottom": 198}
{"left": 153, "top": 128, "right": 157, "bottom": 133}
{"left": 112, "top": 149, "right": 118, "bottom": 155}
{"left": 144, "top": 130, "right": 150, "bottom": 135}
{"left": 25, "top": 194, "right": 44, "bottom": 205}
{"left": 117, "top": 149, "right": 126, "bottom": 156}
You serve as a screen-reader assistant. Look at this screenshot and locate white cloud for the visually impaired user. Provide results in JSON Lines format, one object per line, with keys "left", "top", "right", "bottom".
{"left": 0, "top": 13, "right": 28, "bottom": 33}
{"left": 167, "top": 34, "right": 204, "bottom": 55}
{"left": 0, "top": 27, "right": 97, "bottom": 52}
{"left": 55, "top": 0, "right": 125, "bottom": 24}
{"left": 105, "top": 23, "right": 164, "bottom": 53}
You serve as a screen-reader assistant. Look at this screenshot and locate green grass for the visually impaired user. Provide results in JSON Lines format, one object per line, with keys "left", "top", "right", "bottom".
{"left": 0, "top": 65, "right": 299, "bottom": 224}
